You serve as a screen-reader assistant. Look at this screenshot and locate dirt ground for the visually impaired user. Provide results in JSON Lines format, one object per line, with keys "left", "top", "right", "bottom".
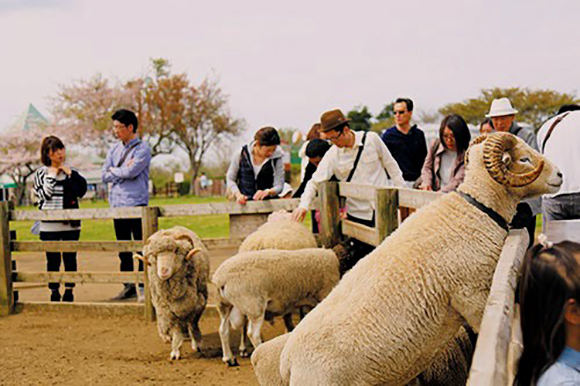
{"left": 1, "top": 247, "right": 287, "bottom": 385}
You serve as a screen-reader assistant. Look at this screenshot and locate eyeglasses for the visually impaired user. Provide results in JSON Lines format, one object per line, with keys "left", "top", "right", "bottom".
{"left": 325, "top": 130, "right": 343, "bottom": 142}
{"left": 394, "top": 110, "right": 408, "bottom": 115}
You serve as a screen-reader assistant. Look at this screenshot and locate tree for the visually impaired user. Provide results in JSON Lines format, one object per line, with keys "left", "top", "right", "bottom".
{"left": 0, "top": 130, "right": 42, "bottom": 205}
{"left": 347, "top": 106, "right": 372, "bottom": 132}
{"left": 439, "top": 87, "right": 579, "bottom": 129}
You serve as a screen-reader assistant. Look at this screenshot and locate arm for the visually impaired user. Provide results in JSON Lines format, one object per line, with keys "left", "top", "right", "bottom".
{"left": 33, "top": 167, "right": 57, "bottom": 202}
{"left": 225, "top": 150, "right": 242, "bottom": 197}
{"left": 270, "top": 156, "right": 285, "bottom": 196}
{"left": 101, "top": 148, "right": 121, "bottom": 184}
{"left": 293, "top": 162, "right": 316, "bottom": 198}
{"left": 420, "top": 139, "right": 437, "bottom": 190}
{"left": 109, "top": 144, "right": 151, "bottom": 180}
{"left": 374, "top": 133, "right": 405, "bottom": 187}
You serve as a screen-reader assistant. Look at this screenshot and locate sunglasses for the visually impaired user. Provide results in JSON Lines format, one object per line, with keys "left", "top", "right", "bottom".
{"left": 394, "top": 110, "right": 408, "bottom": 115}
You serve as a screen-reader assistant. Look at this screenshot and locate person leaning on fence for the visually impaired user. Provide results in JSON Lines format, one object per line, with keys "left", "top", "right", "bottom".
{"left": 33, "top": 136, "right": 87, "bottom": 302}
{"left": 101, "top": 109, "right": 151, "bottom": 301}
{"left": 226, "top": 126, "right": 284, "bottom": 204}
{"left": 419, "top": 114, "right": 471, "bottom": 193}
{"left": 514, "top": 236, "right": 580, "bottom": 386}
{"left": 293, "top": 138, "right": 332, "bottom": 233}
{"left": 291, "top": 109, "right": 405, "bottom": 270}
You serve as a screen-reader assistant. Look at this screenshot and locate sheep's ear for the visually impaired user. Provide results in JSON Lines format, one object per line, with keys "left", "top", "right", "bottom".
{"left": 185, "top": 248, "right": 202, "bottom": 261}
{"left": 133, "top": 253, "right": 152, "bottom": 266}
{"left": 502, "top": 153, "right": 512, "bottom": 166}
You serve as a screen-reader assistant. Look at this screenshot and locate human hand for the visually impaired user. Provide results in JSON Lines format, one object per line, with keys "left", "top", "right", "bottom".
{"left": 253, "top": 189, "right": 271, "bottom": 201}
{"left": 235, "top": 192, "right": 248, "bottom": 205}
{"left": 291, "top": 207, "right": 307, "bottom": 222}
{"left": 420, "top": 185, "right": 432, "bottom": 191}
{"left": 59, "top": 166, "right": 72, "bottom": 176}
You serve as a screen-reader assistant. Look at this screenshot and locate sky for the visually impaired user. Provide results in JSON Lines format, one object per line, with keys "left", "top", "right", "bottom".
{"left": 1, "top": 0, "right": 579, "bottom": 146}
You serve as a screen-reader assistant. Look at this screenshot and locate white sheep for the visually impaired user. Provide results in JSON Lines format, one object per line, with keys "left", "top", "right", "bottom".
{"left": 137, "top": 226, "right": 210, "bottom": 360}
{"left": 212, "top": 248, "right": 339, "bottom": 366}
{"left": 278, "top": 132, "right": 562, "bottom": 385}
{"left": 238, "top": 210, "right": 318, "bottom": 253}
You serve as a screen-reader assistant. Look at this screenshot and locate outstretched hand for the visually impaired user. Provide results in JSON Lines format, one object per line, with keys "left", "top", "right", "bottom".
{"left": 235, "top": 192, "right": 248, "bottom": 205}
{"left": 253, "top": 189, "right": 271, "bottom": 201}
{"left": 291, "top": 207, "right": 307, "bottom": 222}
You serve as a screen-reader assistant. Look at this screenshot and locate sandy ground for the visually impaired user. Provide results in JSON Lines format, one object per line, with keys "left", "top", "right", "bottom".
{"left": 2, "top": 246, "right": 287, "bottom": 385}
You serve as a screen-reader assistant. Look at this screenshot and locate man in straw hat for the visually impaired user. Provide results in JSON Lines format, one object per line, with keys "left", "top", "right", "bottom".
{"left": 486, "top": 97, "right": 540, "bottom": 247}
{"left": 291, "top": 109, "right": 404, "bottom": 270}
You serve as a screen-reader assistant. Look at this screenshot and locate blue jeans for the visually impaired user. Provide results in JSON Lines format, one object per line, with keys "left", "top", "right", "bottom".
{"left": 543, "top": 193, "right": 580, "bottom": 221}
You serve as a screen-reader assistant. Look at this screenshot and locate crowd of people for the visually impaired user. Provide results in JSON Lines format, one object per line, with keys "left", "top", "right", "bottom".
{"left": 31, "top": 98, "right": 580, "bottom": 384}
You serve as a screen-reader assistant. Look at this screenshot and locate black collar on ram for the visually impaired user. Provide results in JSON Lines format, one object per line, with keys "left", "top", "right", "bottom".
{"left": 457, "top": 191, "right": 509, "bottom": 232}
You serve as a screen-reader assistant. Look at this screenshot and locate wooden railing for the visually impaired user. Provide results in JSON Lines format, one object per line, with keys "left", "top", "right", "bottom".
{"left": 0, "top": 198, "right": 302, "bottom": 318}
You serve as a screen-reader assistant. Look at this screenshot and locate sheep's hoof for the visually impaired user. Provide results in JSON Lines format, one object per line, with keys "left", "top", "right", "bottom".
{"left": 239, "top": 348, "right": 250, "bottom": 358}
{"left": 170, "top": 351, "right": 181, "bottom": 360}
{"left": 226, "top": 358, "right": 239, "bottom": 367}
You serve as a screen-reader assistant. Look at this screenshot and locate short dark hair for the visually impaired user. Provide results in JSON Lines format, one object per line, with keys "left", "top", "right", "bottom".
{"left": 557, "top": 104, "right": 580, "bottom": 115}
{"left": 40, "top": 136, "right": 65, "bottom": 166}
{"left": 480, "top": 117, "right": 494, "bottom": 130}
{"left": 305, "top": 139, "right": 331, "bottom": 158}
{"left": 395, "top": 98, "right": 414, "bottom": 112}
{"left": 111, "top": 109, "right": 138, "bottom": 133}
{"left": 439, "top": 114, "right": 471, "bottom": 153}
{"left": 254, "top": 126, "right": 280, "bottom": 146}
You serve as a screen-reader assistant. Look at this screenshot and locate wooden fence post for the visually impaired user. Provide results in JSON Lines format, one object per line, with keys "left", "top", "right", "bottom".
{"left": 319, "top": 181, "right": 341, "bottom": 248}
{"left": 0, "top": 202, "right": 13, "bottom": 316}
{"left": 141, "top": 207, "right": 159, "bottom": 321}
{"left": 375, "top": 188, "right": 399, "bottom": 243}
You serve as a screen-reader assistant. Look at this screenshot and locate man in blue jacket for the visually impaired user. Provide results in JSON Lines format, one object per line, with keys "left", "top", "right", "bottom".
{"left": 102, "top": 109, "right": 151, "bottom": 301}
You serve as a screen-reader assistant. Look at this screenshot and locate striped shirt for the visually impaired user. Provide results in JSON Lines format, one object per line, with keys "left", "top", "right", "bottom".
{"left": 33, "top": 167, "right": 80, "bottom": 232}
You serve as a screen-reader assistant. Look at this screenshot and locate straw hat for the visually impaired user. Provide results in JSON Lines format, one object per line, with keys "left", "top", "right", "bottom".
{"left": 486, "top": 98, "right": 518, "bottom": 118}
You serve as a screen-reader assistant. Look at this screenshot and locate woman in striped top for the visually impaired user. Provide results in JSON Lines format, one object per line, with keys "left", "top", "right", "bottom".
{"left": 33, "top": 136, "right": 87, "bottom": 302}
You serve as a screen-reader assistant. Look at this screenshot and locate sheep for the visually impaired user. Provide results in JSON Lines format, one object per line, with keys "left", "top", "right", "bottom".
{"left": 252, "top": 333, "right": 290, "bottom": 386}
{"left": 238, "top": 210, "right": 318, "bottom": 253}
{"left": 137, "top": 226, "right": 210, "bottom": 360}
{"left": 212, "top": 248, "right": 340, "bottom": 366}
{"left": 278, "top": 132, "right": 562, "bottom": 385}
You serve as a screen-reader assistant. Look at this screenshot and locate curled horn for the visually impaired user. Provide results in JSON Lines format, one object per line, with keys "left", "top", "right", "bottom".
{"left": 464, "top": 134, "right": 488, "bottom": 166}
{"left": 483, "top": 133, "right": 544, "bottom": 187}
{"left": 133, "top": 253, "right": 152, "bottom": 266}
{"left": 175, "top": 234, "right": 195, "bottom": 248}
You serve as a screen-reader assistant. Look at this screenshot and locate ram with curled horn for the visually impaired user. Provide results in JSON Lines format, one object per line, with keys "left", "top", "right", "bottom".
{"left": 273, "top": 132, "right": 563, "bottom": 386}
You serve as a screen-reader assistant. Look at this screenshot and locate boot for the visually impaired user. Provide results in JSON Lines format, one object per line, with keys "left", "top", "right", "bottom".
{"left": 62, "top": 289, "right": 74, "bottom": 302}
{"left": 50, "top": 289, "right": 61, "bottom": 302}
{"left": 110, "top": 284, "right": 137, "bottom": 301}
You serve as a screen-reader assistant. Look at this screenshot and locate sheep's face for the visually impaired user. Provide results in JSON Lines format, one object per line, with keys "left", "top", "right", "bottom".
{"left": 467, "top": 132, "right": 562, "bottom": 198}
{"left": 156, "top": 250, "right": 181, "bottom": 281}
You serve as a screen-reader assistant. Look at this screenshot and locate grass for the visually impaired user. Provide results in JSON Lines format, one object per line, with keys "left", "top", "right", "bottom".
{"left": 11, "top": 196, "right": 230, "bottom": 242}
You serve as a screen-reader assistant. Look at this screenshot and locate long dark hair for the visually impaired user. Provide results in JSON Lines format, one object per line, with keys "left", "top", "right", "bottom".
{"left": 515, "top": 240, "right": 580, "bottom": 385}
{"left": 40, "top": 136, "right": 65, "bottom": 166}
{"left": 439, "top": 114, "right": 471, "bottom": 153}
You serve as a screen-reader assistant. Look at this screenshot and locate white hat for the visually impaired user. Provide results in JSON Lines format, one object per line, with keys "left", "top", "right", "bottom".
{"left": 280, "top": 183, "right": 293, "bottom": 197}
{"left": 486, "top": 97, "right": 518, "bottom": 118}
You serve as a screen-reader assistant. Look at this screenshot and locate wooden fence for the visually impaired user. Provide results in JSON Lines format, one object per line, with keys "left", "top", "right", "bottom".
{"left": 0, "top": 198, "right": 303, "bottom": 319}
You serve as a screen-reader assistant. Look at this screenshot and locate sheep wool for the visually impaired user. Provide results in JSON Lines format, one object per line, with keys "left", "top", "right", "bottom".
{"left": 238, "top": 215, "right": 317, "bottom": 253}
{"left": 144, "top": 226, "right": 210, "bottom": 360}
{"left": 279, "top": 133, "right": 562, "bottom": 385}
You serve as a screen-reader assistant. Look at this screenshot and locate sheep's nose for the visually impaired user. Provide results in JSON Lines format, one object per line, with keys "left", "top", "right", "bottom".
{"left": 160, "top": 267, "right": 169, "bottom": 276}
{"left": 558, "top": 172, "right": 563, "bottom": 179}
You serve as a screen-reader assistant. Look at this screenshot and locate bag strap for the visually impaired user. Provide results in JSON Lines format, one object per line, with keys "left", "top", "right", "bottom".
{"left": 541, "top": 112, "right": 569, "bottom": 153}
{"left": 346, "top": 131, "right": 368, "bottom": 183}
{"left": 116, "top": 140, "right": 141, "bottom": 168}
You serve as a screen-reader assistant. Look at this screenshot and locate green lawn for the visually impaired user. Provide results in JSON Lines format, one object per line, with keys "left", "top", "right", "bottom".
{"left": 11, "top": 196, "right": 230, "bottom": 241}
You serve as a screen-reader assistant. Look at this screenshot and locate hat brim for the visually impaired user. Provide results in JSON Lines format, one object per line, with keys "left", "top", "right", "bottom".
{"left": 485, "top": 109, "right": 518, "bottom": 118}
{"left": 320, "top": 118, "right": 351, "bottom": 132}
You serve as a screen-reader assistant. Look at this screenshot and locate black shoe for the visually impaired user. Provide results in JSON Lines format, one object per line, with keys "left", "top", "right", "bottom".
{"left": 62, "top": 289, "right": 74, "bottom": 302}
{"left": 50, "top": 290, "right": 61, "bottom": 302}
{"left": 110, "top": 285, "right": 137, "bottom": 301}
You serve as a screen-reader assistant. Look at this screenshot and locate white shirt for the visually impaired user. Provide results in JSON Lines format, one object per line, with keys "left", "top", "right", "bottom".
{"left": 299, "top": 131, "right": 405, "bottom": 221}
{"left": 537, "top": 111, "right": 580, "bottom": 197}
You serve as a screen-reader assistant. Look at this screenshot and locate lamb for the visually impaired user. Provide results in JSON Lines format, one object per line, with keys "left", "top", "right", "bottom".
{"left": 212, "top": 248, "right": 340, "bottom": 366}
{"left": 137, "top": 226, "right": 210, "bottom": 360}
{"left": 238, "top": 210, "right": 318, "bottom": 253}
{"left": 278, "top": 132, "right": 562, "bottom": 385}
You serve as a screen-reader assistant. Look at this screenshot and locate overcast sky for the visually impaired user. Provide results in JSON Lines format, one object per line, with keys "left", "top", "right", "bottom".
{"left": 1, "top": 0, "right": 579, "bottom": 142}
